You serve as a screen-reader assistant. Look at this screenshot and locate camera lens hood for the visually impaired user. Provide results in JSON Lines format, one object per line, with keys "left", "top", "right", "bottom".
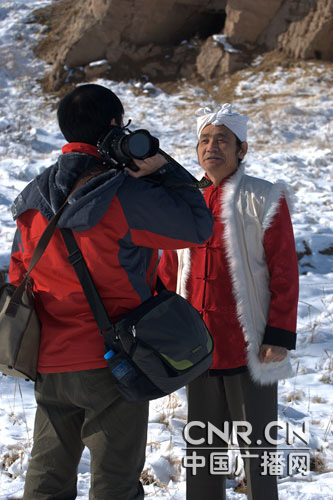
{"left": 97, "top": 126, "right": 159, "bottom": 167}
{"left": 125, "top": 130, "right": 159, "bottom": 159}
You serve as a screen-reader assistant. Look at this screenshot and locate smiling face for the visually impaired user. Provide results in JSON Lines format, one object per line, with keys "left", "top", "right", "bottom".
{"left": 197, "top": 124, "right": 248, "bottom": 185}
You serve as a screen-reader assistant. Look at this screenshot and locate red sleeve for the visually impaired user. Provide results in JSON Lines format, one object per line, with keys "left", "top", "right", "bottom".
{"left": 262, "top": 198, "right": 299, "bottom": 349}
{"left": 157, "top": 250, "right": 178, "bottom": 292}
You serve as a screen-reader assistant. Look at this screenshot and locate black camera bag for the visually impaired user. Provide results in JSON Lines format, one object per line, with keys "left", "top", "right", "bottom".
{"left": 61, "top": 229, "right": 213, "bottom": 402}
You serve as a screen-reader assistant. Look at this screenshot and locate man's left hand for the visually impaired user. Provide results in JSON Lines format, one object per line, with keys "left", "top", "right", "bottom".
{"left": 259, "top": 344, "right": 287, "bottom": 363}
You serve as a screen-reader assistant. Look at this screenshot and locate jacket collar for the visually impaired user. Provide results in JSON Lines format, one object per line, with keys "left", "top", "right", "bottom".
{"left": 12, "top": 152, "right": 123, "bottom": 231}
{"left": 62, "top": 142, "right": 102, "bottom": 159}
{"left": 204, "top": 164, "right": 245, "bottom": 193}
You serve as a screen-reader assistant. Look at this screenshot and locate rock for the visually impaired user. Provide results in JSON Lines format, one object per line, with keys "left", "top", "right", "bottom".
{"left": 277, "top": 0, "right": 333, "bottom": 60}
{"left": 258, "top": 0, "right": 315, "bottom": 51}
{"left": 196, "top": 38, "right": 225, "bottom": 80}
{"left": 224, "top": 0, "right": 283, "bottom": 45}
{"left": 84, "top": 60, "right": 112, "bottom": 80}
{"left": 196, "top": 35, "right": 250, "bottom": 81}
{"left": 32, "top": 0, "right": 333, "bottom": 92}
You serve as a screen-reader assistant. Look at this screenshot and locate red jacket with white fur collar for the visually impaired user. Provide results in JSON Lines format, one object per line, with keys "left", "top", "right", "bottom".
{"left": 158, "top": 167, "right": 299, "bottom": 382}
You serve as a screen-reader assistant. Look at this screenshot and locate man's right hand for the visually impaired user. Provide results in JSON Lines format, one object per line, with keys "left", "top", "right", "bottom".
{"left": 125, "top": 153, "right": 167, "bottom": 178}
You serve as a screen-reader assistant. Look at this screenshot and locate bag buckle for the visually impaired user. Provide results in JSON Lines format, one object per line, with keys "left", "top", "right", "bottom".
{"left": 100, "top": 327, "right": 119, "bottom": 344}
{"left": 68, "top": 249, "right": 83, "bottom": 266}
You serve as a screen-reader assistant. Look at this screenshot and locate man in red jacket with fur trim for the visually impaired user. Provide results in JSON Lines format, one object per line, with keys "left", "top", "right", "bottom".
{"left": 9, "top": 84, "right": 214, "bottom": 500}
{"left": 158, "top": 104, "right": 299, "bottom": 500}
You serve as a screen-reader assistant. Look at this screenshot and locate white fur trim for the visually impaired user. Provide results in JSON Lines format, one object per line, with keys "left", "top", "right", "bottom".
{"left": 176, "top": 248, "right": 191, "bottom": 299}
{"left": 220, "top": 166, "right": 294, "bottom": 385}
{"left": 262, "top": 181, "right": 296, "bottom": 233}
{"left": 246, "top": 350, "right": 294, "bottom": 385}
{"left": 220, "top": 164, "right": 253, "bottom": 346}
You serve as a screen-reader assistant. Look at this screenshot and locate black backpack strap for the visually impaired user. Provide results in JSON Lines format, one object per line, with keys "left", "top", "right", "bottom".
{"left": 60, "top": 228, "right": 116, "bottom": 342}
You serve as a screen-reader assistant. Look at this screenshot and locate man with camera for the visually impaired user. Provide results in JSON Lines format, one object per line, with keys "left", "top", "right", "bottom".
{"left": 9, "top": 83, "right": 214, "bottom": 500}
{"left": 158, "top": 104, "right": 299, "bottom": 499}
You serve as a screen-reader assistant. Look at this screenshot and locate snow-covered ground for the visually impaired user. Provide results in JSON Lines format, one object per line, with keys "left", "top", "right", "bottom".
{"left": 0, "top": 1, "right": 332, "bottom": 499}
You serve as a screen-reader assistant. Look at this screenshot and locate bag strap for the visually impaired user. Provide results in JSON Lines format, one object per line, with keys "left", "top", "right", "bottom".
{"left": 60, "top": 228, "right": 115, "bottom": 339}
{"left": 27, "top": 201, "right": 68, "bottom": 275}
{"left": 9, "top": 197, "right": 71, "bottom": 305}
{"left": 10, "top": 175, "right": 92, "bottom": 305}
{"left": 159, "top": 150, "right": 212, "bottom": 189}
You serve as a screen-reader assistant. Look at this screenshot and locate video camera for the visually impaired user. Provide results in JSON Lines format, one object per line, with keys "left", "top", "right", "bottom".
{"left": 97, "top": 121, "right": 160, "bottom": 171}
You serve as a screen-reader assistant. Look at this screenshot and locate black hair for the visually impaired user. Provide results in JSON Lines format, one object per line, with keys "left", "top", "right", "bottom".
{"left": 235, "top": 137, "right": 243, "bottom": 166}
{"left": 57, "top": 84, "right": 124, "bottom": 145}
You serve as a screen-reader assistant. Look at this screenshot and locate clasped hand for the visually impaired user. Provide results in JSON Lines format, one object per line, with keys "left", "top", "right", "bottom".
{"left": 259, "top": 344, "right": 287, "bottom": 363}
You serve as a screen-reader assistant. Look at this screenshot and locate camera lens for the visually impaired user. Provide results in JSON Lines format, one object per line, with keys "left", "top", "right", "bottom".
{"left": 127, "top": 132, "right": 151, "bottom": 158}
{"left": 98, "top": 126, "right": 159, "bottom": 167}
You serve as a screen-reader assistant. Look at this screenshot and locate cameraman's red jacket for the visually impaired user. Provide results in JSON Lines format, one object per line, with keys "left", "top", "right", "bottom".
{"left": 9, "top": 144, "right": 213, "bottom": 373}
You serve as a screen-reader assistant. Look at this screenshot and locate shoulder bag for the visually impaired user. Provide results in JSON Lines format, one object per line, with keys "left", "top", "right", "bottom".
{"left": 0, "top": 199, "right": 69, "bottom": 381}
{"left": 61, "top": 228, "right": 214, "bottom": 402}
{"left": 0, "top": 175, "right": 88, "bottom": 381}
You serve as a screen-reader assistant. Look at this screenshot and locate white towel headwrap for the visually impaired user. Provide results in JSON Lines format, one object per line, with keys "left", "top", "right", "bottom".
{"left": 196, "top": 103, "right": 249, "bottom": 142}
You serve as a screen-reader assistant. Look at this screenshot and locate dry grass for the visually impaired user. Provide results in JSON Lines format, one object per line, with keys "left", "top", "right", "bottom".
{"left": 319, "top": 245, "right": 333, "bottom": 256}
{"left": 297, "top": 240, "right": 312, "bottom": 261}
{"left": 140, "top": 468, "right": 166, "bottom": 489}
{"left": 324, "top": 350, "right": 333, "bottom": 372}
{"left": 285, "top": 390, "right": 304, "bottom": 403}
{"left": 1, "top": 451, "right": 21, "bottom": 472}
{"left": 319, "top": 351, "right": 333, "bottom": 384}
{"left": 140, "top": 468, "right": 155, "bottom": 485}
{"left": 234, "top": 477, "right": 247, "bottom": 494}
{"left": 1, "top": 445, "right": 28, "bottom": 480}
{"left": 311, "top": 396, "right": 328, "bottom": 404}
{"left": 310, "top": 454, "right": 328, "bottom": 474}
{"left": 156, "top": 411, "right": 170, "bottom": 427}
{"left": 165, "top": 455, "right": 183, "bottom": 482}
{"left": 146, "top": 440, "right": 161, "bottom": 453}
{"left": 320, "top": 373, "right": 333, "bottom": 384}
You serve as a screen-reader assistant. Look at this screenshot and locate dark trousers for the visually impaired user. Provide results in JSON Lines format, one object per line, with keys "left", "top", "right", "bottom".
{"left": 186, "top": 371, "right": 278, "bottom": 500}
{"left": 23, "top": 368, "right": 149, "bottom": 500}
